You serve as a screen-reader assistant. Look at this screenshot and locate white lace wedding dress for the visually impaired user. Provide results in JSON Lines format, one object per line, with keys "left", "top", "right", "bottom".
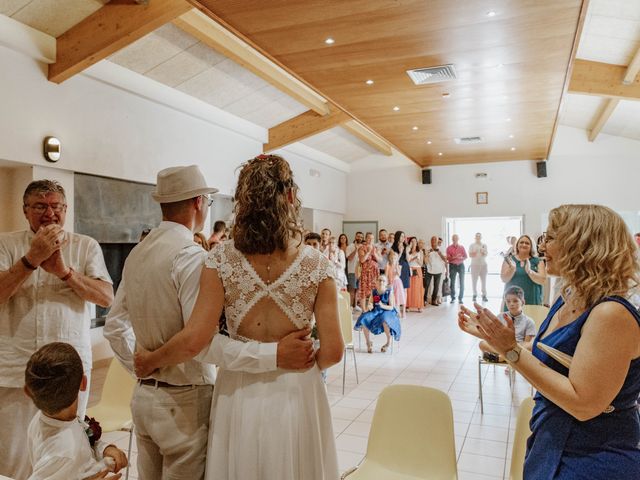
{"left": 203, "top": 242, "right": 339, "bottom": 480}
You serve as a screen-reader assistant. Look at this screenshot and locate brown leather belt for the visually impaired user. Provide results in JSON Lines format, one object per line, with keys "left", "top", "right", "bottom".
{"left": 138, "top": 378, "right": 192, "bottom": 388}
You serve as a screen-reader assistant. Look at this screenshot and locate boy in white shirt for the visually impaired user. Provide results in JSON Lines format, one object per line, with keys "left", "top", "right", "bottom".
{"left": 24, "top": 343, "right": 127, "bottom": 480}
{"left": 479, "top": 286, "right": 536, "bottom": 362}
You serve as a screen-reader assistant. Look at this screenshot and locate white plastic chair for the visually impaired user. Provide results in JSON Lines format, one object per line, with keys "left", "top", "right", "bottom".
{"left": 86, "top": 359, "right": 136, "bottom": 480}
{"left": 509, "top": 397, "right": 534, "bottom": 480}
{"left": 342, "top": 385, "right": 458, "bottom": 479}
{"left": 339, "top": 292, "right": 359, "bottom": 394}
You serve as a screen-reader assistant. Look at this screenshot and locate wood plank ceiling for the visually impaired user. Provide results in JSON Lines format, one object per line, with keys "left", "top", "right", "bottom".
{"left": 189, "top": 0, "right": 586, "bottom": 167}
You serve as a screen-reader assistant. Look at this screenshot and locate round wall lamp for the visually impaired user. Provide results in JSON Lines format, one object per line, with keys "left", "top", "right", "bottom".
{"left": 43, "top": 136, "right": 61, "bottom": 162}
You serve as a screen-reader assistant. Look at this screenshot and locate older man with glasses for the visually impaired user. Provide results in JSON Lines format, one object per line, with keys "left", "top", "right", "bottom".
{"left": 0, "top": 179, "right": 113, "bottom": 479}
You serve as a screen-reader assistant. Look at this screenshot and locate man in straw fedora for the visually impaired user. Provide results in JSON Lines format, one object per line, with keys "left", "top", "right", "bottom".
{"left": 105, "top": 165, "right": 314, "bottom": 479}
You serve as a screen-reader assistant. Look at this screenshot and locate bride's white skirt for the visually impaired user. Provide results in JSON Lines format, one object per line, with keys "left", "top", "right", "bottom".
{"left": 205, "top": 365, "right": 339, "bottom": 480}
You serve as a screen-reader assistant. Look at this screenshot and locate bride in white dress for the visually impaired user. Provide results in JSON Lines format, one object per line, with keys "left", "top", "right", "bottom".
{"left": 135, "top": 154, "right": 343, "bottom": 480}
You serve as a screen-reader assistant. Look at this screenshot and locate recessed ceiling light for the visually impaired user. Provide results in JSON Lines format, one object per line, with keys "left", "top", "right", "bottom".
{"left": 510, "top": 147, "right": 516, "bottom": 151}
{"left": 509, "top": 134, "right": 514, "bottom": 139}
{"left": 506, "top": 118, "right": 512, "bottom": 122}
{"left": 427, "top": 140, "right": 432, "bottom": 145}
{"left": 487, "top": 10, "right": 497, "bottom": 17}
{"left": 438, "top": 152, "right": 443, "bottom": 156}
{"left": 324, "top": 37, "right": 335, "bottom": 45}
{"left": 412, "top": 126, "right": 419, "bottom": 131}
{"left": 365, "top": 79, "right": 374, "bottom": 85}
{"left": 393, "top": 106, "right": 400, "bottom": 111}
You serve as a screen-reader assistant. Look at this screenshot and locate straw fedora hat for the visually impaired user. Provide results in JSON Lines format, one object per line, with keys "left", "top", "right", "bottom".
{"left": 152, "top": 165, "right": 218, "bottom": 203}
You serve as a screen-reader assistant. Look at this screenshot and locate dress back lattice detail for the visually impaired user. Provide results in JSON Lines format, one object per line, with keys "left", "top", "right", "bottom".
{"left": 205, "top": 242, "right": 335, "bottom": 341}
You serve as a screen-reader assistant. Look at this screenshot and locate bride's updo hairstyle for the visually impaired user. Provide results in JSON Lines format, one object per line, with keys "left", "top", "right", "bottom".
{"left": 233, "top": 154, "right": 303, "bottom": 254}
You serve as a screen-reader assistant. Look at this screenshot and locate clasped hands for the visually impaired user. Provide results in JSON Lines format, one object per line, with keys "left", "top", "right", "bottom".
{"left": 134, "top": 327, "right": 317, "bottom": 378}
{"left": 27, "top": 224, "right": 70, "bottom": 279}
{"left": 457, "top": 303, "right": 518, "bottom": 356}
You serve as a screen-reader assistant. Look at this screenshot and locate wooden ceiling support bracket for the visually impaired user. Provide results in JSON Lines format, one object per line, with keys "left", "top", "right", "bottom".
{"left": 588, "top": 98, "right": 619, "bottom": 142}
{"left": 623, "top": 45, "right": 640, "bottom": 85}
{"left": 264, "top": 107, "right": 349, "bottom": 152}
{"left": 342, "top": 120, "right": 392, "bottom": 156}
{"left": 48, "top": 0, "right": 192, "bottom": 83}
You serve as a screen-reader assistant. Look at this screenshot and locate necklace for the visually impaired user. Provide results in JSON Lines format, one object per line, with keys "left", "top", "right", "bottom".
{"left": 266, "top": 254, "right": 272, "bottom": 284}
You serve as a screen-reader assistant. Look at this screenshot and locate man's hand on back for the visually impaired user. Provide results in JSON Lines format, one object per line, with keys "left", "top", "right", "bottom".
{"left": 277, "top": 327, "right": 315, "bottom": 370}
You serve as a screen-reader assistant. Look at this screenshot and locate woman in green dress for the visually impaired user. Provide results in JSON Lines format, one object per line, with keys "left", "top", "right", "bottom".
{"left": 501, "top": 234, "right": 546, "bottom": 307}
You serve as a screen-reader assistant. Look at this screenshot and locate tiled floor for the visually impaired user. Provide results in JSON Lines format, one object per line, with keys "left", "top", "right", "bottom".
{"left": 94, "top": 293, "right": 533, "bottom": 479}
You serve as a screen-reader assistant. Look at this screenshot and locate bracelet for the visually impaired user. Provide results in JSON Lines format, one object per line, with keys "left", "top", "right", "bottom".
{"left": 60, "top": 268, "right": 74, "bottom": 282}
{"left": 21, "top": 256, "right": 37, "bottom": 270}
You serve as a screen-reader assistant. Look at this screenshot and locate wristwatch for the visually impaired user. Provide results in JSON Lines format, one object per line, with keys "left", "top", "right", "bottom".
{"left": 505, "top": 344, "right": 522, "bottom": 363}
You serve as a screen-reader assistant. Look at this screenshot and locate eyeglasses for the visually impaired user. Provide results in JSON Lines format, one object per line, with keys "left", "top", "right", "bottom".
{"left": 202, "top": 195, "right": 214, "bottom": 207}
{"left": 25, "top": 203, "right": 67, "bottom": 214}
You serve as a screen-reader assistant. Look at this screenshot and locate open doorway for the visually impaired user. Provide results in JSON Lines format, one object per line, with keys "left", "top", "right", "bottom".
{"left": 444, "top": 216, "right": 523, "bottom": 299}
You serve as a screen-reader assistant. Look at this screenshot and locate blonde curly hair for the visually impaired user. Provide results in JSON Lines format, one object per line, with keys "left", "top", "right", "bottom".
{"left": 548, "top": 204, "right": 640, "bottom": 308}
{"left": 232, "top": 154, "right": 302, "bottom": 254}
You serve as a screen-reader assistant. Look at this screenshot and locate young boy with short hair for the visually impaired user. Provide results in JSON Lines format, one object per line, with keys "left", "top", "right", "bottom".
{"left": 304, "top": 232, "right": 322, "bottom": 250}
{"left": 480, "top": 286, "right": 536, "bottom": 362}
{"left": 24, "top": 342, "right": 127, "bottom": 480}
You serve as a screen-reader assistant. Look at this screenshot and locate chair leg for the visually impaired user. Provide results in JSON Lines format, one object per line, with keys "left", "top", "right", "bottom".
{"left": 342, "top": 348, "right": 347, "bottom": 395}
{"left": 350, "top": 346, "right": 359, "bottom": 384}
{"left": 478, "top": 359, "right": 484, "bottom": 414}
{"left": 358, "top": 329, "right": 362, "bottom": 351}
{"left": 125, "top": 425, "right": 134, "bottom": 480}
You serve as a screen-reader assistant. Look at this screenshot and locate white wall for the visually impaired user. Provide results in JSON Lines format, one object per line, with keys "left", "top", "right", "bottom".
{"left": 0, "top": 45, "right": 347, "bottom": 217}
{"left": 346, "top": 126, "right": 640, "bottom": 241}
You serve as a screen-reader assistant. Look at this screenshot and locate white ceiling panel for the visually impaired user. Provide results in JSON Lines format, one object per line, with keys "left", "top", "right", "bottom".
{"left": 110, "top": 24, "right": 198, "bottom": 74}
{"left": 602, "top": 100, "right": 640, "bottom": 140}
{"left": 7, "top": 0, "right": 107, "bottom": 38}
{"left": 577, "top": 0, "right": 640, "bottom": 65}
{"left": 229, "top": 90, "right": 308, "bottom": 129}
{"left": 301, "top": 127, "right": 379, "bottom": 163}
{"left": 0, "top": 0, "right": 31, "bottom": 16}
{"left": 559, "top": 94, "right": 604, "bottom": 130}
{"left": 145, "top": 42, "right": 227, "bottom": 88}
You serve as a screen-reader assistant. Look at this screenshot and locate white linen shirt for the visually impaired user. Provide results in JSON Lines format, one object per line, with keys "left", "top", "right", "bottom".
{"left": 468, "top": 243, "right": 488, "bottom": 266}
{"left": 0, "top": 230, "right": 111, "bottom": 388}
{"left": 426, "top": 249, "right": 447, "bottom": 275}
{"left": 104, "top": 222, "right": 278, "bottom": 382}
{"left": 27, "top": 411, "right": 110, "bottom": 480}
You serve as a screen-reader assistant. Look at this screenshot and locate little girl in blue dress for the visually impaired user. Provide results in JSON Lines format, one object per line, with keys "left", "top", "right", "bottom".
{"left": 354, "top": 275, "right": 402, "bottom": 353}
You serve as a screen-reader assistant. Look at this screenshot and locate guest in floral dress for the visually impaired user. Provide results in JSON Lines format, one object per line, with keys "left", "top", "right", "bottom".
{"left": 357, "top": 232, "right": 379, "bottom": 311}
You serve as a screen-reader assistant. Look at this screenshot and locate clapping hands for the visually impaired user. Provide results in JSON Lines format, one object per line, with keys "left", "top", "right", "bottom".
{"left": 458, "top": 303, "right": 518, "bottom": 356}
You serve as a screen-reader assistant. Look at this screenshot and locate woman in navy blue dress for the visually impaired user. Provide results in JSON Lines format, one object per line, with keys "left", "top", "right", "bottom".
{"left": 354, "top": 274, "right": 401, "bottom": 353}
{"left": 458, "top": 204, "right": 640, "bottom": 479}
{"left": 391, "top": 231, "right": 410, "bottom": 292}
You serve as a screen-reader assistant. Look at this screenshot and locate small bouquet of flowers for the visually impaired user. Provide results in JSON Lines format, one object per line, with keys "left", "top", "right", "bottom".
{"left": 373, "top": 294, "right": 381, "bottom": 305}
{"left": 84, "top": 416, "right": 102, "bottom": 447}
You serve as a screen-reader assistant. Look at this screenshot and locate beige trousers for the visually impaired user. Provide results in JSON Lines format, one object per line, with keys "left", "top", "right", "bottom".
{"left": 470, "top": 264, "right": 488, "bottom": 297}
{"left": 131, "top": 383, "right": 213, "bottom": 480}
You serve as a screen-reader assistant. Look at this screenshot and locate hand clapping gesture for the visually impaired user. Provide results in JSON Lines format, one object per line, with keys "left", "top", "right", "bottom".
{"left": 28, "top": 224, "right": 67, "bottom": 266}
{"left": 458, "top": 303, "right": 518, "bottom": 356}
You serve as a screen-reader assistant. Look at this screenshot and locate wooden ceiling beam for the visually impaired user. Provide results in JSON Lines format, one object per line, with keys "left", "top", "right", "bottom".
{"left": 264, "top": 107, "right": 349, "bottom": 152}
{"left": 48, "top": 0, "right": 192, "bottom": 83}
{"left": 342, "top": 120, "right": 392, "bottom": 156}
{"left": 569, "top": 59, "right": 640, "bottom": 101}
{"left": 174, "top": 9, "right": 330, "bottom": 116}
{"left": 588, "top": 98, "right": 620, "bottom": 142}
{"left": 623, "top": 45, "right": 640, "bottom": 85}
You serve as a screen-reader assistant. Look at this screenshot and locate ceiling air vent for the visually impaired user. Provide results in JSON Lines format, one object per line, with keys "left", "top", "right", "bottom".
{"left": 455, "top": 136, "right": 484, "bottom": 145}
{"left": 406, "top": 64, "right": 457, "bottom": 85}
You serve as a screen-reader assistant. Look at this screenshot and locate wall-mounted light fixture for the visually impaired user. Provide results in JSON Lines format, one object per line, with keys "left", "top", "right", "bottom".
{"left": 43, "top": 136, "right": 61, "bottom": 162}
